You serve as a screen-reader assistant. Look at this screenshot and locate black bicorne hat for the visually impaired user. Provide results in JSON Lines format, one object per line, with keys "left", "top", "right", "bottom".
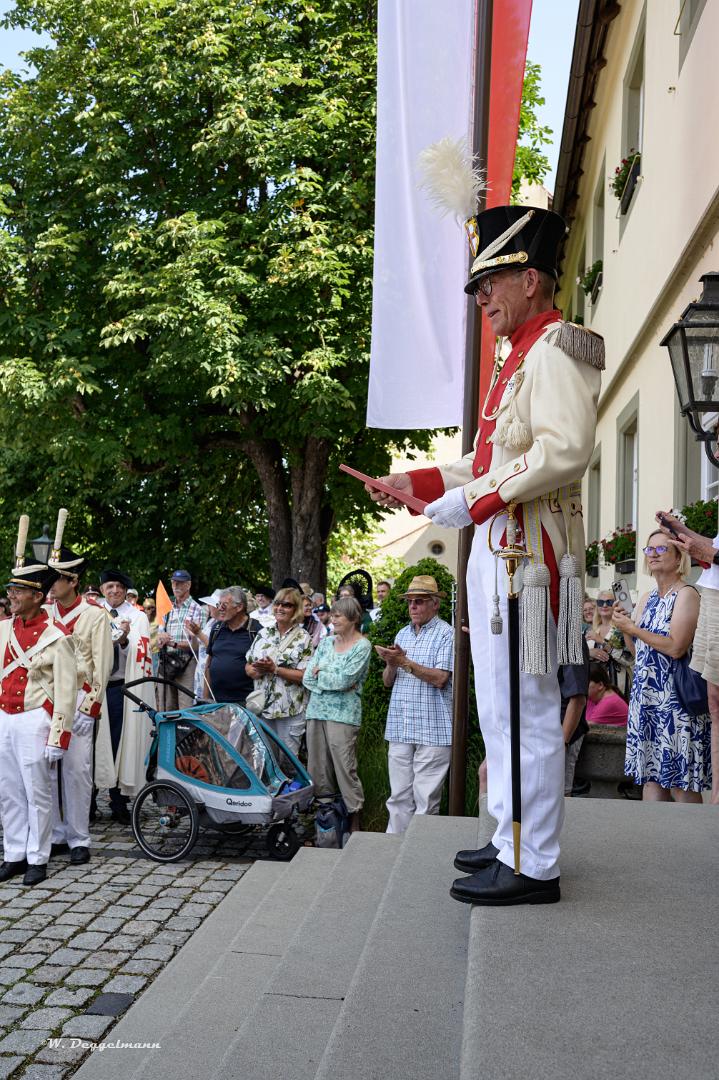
{"left": 48, "top": 545, "right": 87, "bottom": 579}
{"left": 464, "top": 205, "right": 566, "bottom": 295}
{"left": 6, "top": 563, "right": 60, "bottom": 593}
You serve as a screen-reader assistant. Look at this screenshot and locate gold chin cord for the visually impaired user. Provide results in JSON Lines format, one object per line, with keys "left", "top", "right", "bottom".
{"left": 487, "top": 501, "right": 528, "bottom": 876}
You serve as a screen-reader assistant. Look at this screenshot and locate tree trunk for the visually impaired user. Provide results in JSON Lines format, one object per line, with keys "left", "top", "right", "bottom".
{"left": 242, "top": 437, "right": 292, "bottom": 587}
{"left": 289, "top": 436, "right": 331, "bottom": 590}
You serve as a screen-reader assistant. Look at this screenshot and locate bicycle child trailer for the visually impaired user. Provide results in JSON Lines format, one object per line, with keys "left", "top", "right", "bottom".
{"left": 122, "top": 677, "right": 314, "bottom": 862}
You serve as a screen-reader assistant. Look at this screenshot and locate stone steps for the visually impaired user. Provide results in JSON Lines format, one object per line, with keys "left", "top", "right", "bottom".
{"left": 313, "top": 813, "right": 477, "bottom": 1080}
{"left": 212, "top": 831, "right": 403, "bottom": 1080}
{"left": 73, "top": 799, "right": 719, "bottom": 1080}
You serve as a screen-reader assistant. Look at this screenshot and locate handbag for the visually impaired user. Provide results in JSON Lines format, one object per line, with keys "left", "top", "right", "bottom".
{"left": 671, "top": 649, "right": 709, "bottom": 717}
{"left": 160, "top": 646, "right": 192, "bottom": 677}
{"left": 245, "top": 685, "right": 271, "bottom": 716}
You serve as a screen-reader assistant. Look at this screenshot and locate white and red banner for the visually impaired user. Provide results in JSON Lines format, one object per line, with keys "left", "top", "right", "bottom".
{"left": 367, "top": 0, "right": 475, "bottom": 430}
{"left": 367, "top": 0, "right": 533, "bottom": 431}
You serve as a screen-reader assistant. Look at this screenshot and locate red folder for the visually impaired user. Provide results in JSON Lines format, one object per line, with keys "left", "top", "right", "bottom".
{"left": 339, "top": 464, "right": 428, "bottom": 514}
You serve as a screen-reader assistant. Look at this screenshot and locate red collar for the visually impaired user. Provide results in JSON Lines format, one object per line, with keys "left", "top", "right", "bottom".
{"left": 508, "top": 308, "right": 562, "bottom": 353}
{"left": 14, "top": 612, "right": 48, "bottom": 631}
{"left": 57, "top": 596, "right": 82, "bottom": 617}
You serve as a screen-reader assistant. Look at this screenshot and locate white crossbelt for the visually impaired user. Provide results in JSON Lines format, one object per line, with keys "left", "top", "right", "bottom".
{"left": 1, "top": 624, "right": 65, "bottom": 682}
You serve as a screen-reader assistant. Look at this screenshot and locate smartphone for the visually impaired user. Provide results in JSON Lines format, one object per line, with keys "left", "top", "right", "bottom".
{"left": 611, "top": 579, "right": 634, "bottom": 616}
{"left": 657, "top": 512, "right": 679, "bottom": 538}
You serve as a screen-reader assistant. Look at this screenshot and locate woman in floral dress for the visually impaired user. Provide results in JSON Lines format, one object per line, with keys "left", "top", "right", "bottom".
{"left": 612, "top": 531, "right": 711, "bottom": 801}
{"left": 245, "top": 588, "right": 313, "bottom": 756}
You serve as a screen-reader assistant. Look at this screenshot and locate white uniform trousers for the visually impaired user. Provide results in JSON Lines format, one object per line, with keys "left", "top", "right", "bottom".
{"left": 468, "top": 518, "right": 564, "bottom": 880}
{"left": 385, "top": 742, "right": 452, "bottom": 835}
{"left": 51, "top": 701, "right": 93, "bottom": 849}
{"left": 0, "top": 706, "right": 54, "bottom": 865}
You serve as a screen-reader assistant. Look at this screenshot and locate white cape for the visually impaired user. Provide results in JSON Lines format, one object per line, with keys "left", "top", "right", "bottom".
{"left": 115, "top": 609, "right": 155, "bottom": 797}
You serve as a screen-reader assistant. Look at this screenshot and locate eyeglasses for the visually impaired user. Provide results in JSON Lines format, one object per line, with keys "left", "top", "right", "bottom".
{"left": 273, "top": 601, "right": 294, "bottom": 609}
{"left": 643, "top": 545, "right": 670, "bottom": 556}
{"left": 595, "top": 599, "right": 614, "bottom": 608}
{"left": 407, "top": 597, "right": 432, "bottom": 606}
{"left": 475, "top": 268, "right": 525, "bottom": 298}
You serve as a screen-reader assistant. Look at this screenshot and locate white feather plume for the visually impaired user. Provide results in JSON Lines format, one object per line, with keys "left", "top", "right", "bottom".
{"left": 417, "top": 137, "right": 486, "bottom": 222}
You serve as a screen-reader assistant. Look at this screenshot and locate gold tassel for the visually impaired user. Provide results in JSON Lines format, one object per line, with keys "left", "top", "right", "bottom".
{"left": 557, "top": 553, "right": 583, "bottom": 665}
{"left": 520, "top": 562, "right": 551, "bottom": 675}
{"left": 495, "top": 412, "right": 532, "bottom": 452}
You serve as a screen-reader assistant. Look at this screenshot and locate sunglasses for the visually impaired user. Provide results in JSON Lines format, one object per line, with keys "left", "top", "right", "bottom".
{"left": 595, "top": 599, "right": 614, "bottom": 608}
{"left": 273, "top": 601, "right": 294, "bottom": 609}
{"left": 642, "top": 545, "right": 669, "bottom": 556}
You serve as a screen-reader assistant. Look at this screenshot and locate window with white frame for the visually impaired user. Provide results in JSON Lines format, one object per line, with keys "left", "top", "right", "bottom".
{"left": 677, "top": 0, "right": 709, "bottom": 70}
{"left": 616, "top": 395, "right": 639, "bottom": 531}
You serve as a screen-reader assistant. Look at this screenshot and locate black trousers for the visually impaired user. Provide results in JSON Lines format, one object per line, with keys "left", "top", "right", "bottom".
{"left": 106, "top": 682, "right": 129, "bottom": 814}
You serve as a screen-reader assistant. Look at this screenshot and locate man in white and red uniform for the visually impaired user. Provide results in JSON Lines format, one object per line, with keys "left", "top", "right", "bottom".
{"left": 370, "top": 206, "right": 603, "bottom": 905}
{"left": 47, "top": 545, "right": 113, "bottom": 865}
{"left": 0, "top": 560, "right": 77, "bottom": 886}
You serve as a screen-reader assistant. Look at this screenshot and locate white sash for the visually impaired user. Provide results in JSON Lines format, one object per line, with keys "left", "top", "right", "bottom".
{"left": 1, "top": 622, "right": 65, "bottom": 681}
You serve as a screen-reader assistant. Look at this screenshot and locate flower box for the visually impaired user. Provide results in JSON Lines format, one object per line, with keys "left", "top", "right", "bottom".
{"left": 600, "top": 526, "right": 636, "bottom": 568}
{"left": 613, "top": 153, "right": 641, "bottom": 215}
{"left": 615, "top": 558, "right": 636, "bottom": 576}
{"left": 586, "top": 563, "right": 599, "bottom": 578}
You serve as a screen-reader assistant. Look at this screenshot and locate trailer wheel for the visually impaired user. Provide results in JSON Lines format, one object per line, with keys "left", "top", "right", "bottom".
{"left": 132, "top": 780, "right": 200, "bottom": 862}
{"left": 266, "top": 822, "right": 300, "bottom": 861}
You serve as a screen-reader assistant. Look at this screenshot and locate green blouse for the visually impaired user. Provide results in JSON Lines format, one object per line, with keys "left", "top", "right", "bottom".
{"left": 303, "top": 635, "right": 372, "bottom": 726}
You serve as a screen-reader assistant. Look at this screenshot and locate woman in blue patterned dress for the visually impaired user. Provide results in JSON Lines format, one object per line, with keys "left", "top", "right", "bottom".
{"left": 612, "top": 531, "right": 711, "bottom": 801}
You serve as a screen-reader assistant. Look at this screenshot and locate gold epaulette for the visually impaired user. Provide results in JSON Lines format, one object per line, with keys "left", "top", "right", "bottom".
{"left": 546, "top": 322, "right": 605, "bottom": 370}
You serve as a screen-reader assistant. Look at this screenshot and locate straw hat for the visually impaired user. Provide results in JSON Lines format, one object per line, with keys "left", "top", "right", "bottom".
{"left": 401, "top": 575, "right": 445, "bottom": 599}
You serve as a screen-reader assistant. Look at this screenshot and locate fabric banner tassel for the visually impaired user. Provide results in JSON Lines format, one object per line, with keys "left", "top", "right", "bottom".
{"left": 520, "top": 562, "right": 551, "bottom": 675}
{"left": 557, "top": 553, "right": 584, "bottom": 665}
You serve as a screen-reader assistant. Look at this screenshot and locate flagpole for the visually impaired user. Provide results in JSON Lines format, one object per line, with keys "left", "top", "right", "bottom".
{"left": 448, "top": 0, "right": 494, "bottom": 816}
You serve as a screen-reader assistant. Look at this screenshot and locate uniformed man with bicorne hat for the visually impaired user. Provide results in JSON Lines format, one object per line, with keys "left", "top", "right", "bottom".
{"left": 369, "top": 196, "right": 603, "bottom": 905}
{"left": 0, "top": 518, "right": 77, "bottom": 886}
{"left": 46, "top": 510, "right": 114, "bottom": 864}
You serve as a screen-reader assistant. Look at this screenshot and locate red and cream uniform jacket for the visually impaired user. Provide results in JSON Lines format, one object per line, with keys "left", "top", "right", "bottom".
{"left": 0, "top": 612, "right": 77, "bottom": 748}
{"left": 48, "top": 597, "right": 113, "bottom": 719}
{"left": 410, "top": 310, "right": 604, "bottom": 619}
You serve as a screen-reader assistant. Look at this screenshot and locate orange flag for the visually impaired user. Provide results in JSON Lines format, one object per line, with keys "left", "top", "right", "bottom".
{"left": 155, "top": 580, "right": 172, "bottom": 626}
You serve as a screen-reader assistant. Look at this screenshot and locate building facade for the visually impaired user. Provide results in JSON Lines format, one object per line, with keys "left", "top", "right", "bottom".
{"left": 553, "top": 0, "right": 718, "bottom": 597}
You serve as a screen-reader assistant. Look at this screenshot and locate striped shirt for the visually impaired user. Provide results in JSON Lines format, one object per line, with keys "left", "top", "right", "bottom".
{"left": 384, "top": 616, "right": 454, "bottom": 746}
{"left": 163, "top": 596, "right": 206, "bottom": 644}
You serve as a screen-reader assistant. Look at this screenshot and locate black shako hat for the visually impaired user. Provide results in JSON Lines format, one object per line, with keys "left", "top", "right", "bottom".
{"left": 100, "top": 568, "right": 134, "bottom": 590}
{"left": 464, "top": 205, "right": 566, "bottom": 295}
{"left": 6, "top": 563, "right": 60, "bottom": 593}
{"left": 48, "top": 545, "right": 87, "bottom": 579}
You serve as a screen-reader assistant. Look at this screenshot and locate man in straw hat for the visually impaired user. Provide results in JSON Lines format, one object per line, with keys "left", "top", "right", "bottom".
{"left": 0, "top": 517, "right": 77, "bottom": 886}
{"left": 46, "top": 512, "right": 114, "bottom": 865}
{"left": 375, "top": 575, "right": 454, "bottom": 834}
{"left": 369, "top": 200, "right": 602, "bottom": 904}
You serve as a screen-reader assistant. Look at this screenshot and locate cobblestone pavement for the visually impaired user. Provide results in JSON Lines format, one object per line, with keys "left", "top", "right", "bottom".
{"left": 0, "top": 805, "right": 268, "bottom": 1078}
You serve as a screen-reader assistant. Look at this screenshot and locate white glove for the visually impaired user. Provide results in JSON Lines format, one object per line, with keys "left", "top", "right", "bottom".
{"left": 424, "top": 487, "right": 473, "bottom": 529}
{"left": 44, "top": 745, "right": 65, "bottom": 763}
{"left": 73, "top": 715, "right": 94, "bottom": 737}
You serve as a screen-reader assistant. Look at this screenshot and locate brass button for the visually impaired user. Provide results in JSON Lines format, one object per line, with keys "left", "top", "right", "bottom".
{"left": 489, "top": 479, "right": 497, "bottom": 488}
{"left": 502, "top": 377, "right": 508, "bottom": 384}
{"left": 518, "top": 350, "right": 524, "bottom": 357}
{"left": 485, "top": 435, "right": 492, "bottom": 444}
{"left": 477, "top": 466, "right": 484, "bottom": 475}
{"left": 514, "top": 463, "right": 521, "bottom": 472}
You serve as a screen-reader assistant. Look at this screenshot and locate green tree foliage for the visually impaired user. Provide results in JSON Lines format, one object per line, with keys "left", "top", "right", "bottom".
{"left": 359, "top": 558, "right": 483, "bottom": 831}
{"left": 512, "top": 60, "right": 553, "bottom": 199}
{"left": 0, "top": 0, "right": 435, "bottom": 589}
